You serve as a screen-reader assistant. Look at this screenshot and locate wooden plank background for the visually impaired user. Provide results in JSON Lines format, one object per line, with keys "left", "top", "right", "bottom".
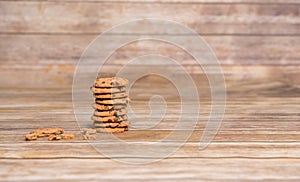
{"left": 1, "top": 0, "right": 300, "bottom": 181}
{"left": 0, "top": 0, "right": 300, "bottom": 87}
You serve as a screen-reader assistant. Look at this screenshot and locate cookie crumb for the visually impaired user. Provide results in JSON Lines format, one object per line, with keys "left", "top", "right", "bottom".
{"left": 82, "top": 128, "right": 97, "bottom": 140}
{"left": 82, "top": 135, "right": 88, "bottom": 140}
{"left": 82, "top": 134, "right": 96, "bottom": 140}
{"left": 25, "top": 133, "right": 38, "bottom": 141}
{"left": 87, "top": 135, "right": 96, "bottom": 140}
{"left": 82, "top": 128, "right": 96, "bottom": 135}
{"left": 48, "top": 134, "right": 62, "bottom": 141}
{"left": 61, "top": 134, "right": 75, "bottom": 140}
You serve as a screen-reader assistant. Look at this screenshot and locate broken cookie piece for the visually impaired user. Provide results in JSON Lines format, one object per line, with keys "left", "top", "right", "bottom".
{"left": 61, "top": 134, "right": 75, "bottom": 140}
{"left": 25, "top": 128, "right": 74, "bottom": 141}
{"left": 48, "top": 134, "right": 62, "bottom": 141}
{"left": 30, "top": 128, "right": 64, "bottom": 137}
{"left": 25, "top": 133, "right": 38, "bottom": 141}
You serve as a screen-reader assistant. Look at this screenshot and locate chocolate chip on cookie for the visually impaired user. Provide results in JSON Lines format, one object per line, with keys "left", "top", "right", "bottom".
{"left": 94, "top": 77, "right": 128, "bottom": 88}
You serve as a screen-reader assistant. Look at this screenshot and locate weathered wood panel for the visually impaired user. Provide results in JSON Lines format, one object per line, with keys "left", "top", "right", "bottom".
{"left": 1, "top": 34, "right": 299, "bottom": 66}
{"left": 1, "top": 142, "right": 300, "bottom": 159}
{"left": 1, "top": 1, "right": 299, "bottom": 35}
{"left": 1, "top": 130, "right": 300, "bottom": 143}
{"left": 1, "top": 158, "right": 300, "bottom": 181}
{"left": 1, "top": 65, "right": 300, "bottom": 87}
{"left": 1, "top": 0, "right": 299, "bottom": 87}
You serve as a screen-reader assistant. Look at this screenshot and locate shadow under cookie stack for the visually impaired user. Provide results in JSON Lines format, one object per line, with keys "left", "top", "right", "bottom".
{"left": 90, "top": 77, "right": 130, "bottom": 133}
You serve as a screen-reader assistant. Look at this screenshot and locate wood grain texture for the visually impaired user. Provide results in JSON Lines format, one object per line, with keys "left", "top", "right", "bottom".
{"left": 3, "top": 0, "right": 300, "bottom": 3}
{"left": 1, "top": 75, "right": 300, "bottom": 180}
{"left": 1, "top": 1, "right": 299, "bottom": 35}
{"left": 2, "top": 142, "right": 300, "bottom": 159}
{"left": 0, "top": 34, "right": 299, "bottom": 87}
{"left": 1, "top": 34, "right": 299, "bottom": 66}
{"left": 1, "top": 0, "right": 300, "bottom": 180}
{"left": 1, "top": 0, "right": 300, "bottom": 87}
{"left": 0, "top": 158, "right": 299, "bottom": 181}
{"left": 1, "top": 65, "right": 300, "bottom": 87}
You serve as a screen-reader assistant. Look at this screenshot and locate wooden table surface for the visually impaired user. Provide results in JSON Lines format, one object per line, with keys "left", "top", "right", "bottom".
{"left": 1, "top": 75, "right": 300, "bottom": 181}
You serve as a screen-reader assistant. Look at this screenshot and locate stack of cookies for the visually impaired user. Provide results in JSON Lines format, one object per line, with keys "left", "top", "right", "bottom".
{"left": 90, "top": 77, "right": 130, "bottom": 133}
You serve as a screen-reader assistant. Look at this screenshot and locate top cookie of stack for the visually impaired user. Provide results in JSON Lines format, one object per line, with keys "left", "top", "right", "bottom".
{"left": 94, "top": 77, "right": 128, "bottom": 88}
{"left": 90, "top": 77, "right": 130, "bottom": 133}
{"left": 91, "top": 77, "right": 129, "bottom": 94}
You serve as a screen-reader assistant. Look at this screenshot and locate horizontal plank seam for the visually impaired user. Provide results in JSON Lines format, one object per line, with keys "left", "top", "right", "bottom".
{"left": 2, "top": 128, "right": 300, "bottom": 131}
{"left": 1, "top": 156, "right": 300, "bottom": 160}
{"left": 2, "top": 64, "right": 300, "bottom": 67}
{"left": 1, "top": 32, "right": 300, "bottom": 37}
{"left": 2, "top": 142, "right": 300, "bottom": 144}
{"left": 2, "top": 141, "right": 300, "bottom": 144}
{"left": 1, "top": 0, "right": 300, "bottom": 5}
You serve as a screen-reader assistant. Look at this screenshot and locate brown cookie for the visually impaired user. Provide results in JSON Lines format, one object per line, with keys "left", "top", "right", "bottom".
{"left": 91, "top": 115, "right": 128, "bottom": 123}
{"left": 91, "top": 86, "right": 126, "bottom": 94}
{"left": 94, "top": 77, "right": 128, "bottom": 88}
{"left": 93, "top": 121, "right": 130, "bottom": 128}
{"left": 96, "top": 127, "right": 128, "bottom": 133}
{"left": 93, "top": 108, "right": 127, "bottom": 117}
{"left": 95, "top": 97, "right": 130, "bottom": 105}
{"left": 93, "top": 92, "right": 128, "bottom": 99}
{"left": 30, "top": 128, "right": 64, "bottom": 137}
{"left": 92, "top": 103, "right": 126, "bottom": 111}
